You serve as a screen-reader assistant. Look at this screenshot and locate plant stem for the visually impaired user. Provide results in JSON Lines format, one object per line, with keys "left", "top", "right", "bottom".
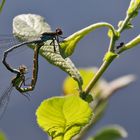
{"left": 108, "top": 35, "right": 116, "bottom": 52}
{"left": 84, "top": 57, "right": 116, "bottom": 94}
{"left": 60, "top": 22, "right": 116, "bottom": 57}
{"left": 0, "top": 0, "right": 5, "bottom": 13}
{"left": 118, "top": 34, "right": 140, "bottom": 54}
{"left": 117, "top": 15, "right": 131, "bottom": 33}
{"left": 84, "top": 14, "right": 133, "bottom": 95}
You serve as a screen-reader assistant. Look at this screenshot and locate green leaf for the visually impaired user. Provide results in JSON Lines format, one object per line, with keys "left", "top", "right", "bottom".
{"left": 36, "top": 95, "right": 93, "bottom": 140}
{"left": 0, "top": 0, "right": 6, "bottom": 14}
{"left": 88, "top": 125, "right": 127, "bottom": 140}
{"left": 0, "top": 131, "right": 7, "bottom": 140}
{"left": 13, "top": 14, "right": 83, "bottom": 89}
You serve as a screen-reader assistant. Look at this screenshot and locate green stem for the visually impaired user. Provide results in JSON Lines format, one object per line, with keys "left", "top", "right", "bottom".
{"left": 0, "top": 0, "right": 5, "bottom": 13}
{"left": 108, "top": 35, "right": 116, "bottom": 52}
{"left": 84, "top": 14, "right": 133, "bottom": 95}
{"left": 84, "top": 57, "right": 116, "bottom": 94}
{"left": 84, "top": 32, "right": 117, "bottom": 94}
{"left": 117, "top": 15, "right": 131, "bottom": 33}
{"left": 60, "top": 22, "right": 117, "bottom": 57}
{"left": 66, "top": 22, "right": 116, "bottom": 42}
{"left": 118, "top": 34, "right": 140, "bottom": 54}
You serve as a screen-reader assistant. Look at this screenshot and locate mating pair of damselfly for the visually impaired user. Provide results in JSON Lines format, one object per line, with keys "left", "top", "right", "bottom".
{"left": 0, "top": 28, "right": 63, "bottom": 118}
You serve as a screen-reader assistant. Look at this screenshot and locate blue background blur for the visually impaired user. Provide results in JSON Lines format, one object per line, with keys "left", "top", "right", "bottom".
{"left": 0, "top": 0, "right": 140, "bottom": 140}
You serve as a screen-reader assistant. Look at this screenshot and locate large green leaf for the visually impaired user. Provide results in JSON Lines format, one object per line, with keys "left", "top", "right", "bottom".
{"left": 36, "top": 95, "right": 93, "bottom": 140}
{"left": 88, "top": 125, "right": 127, "bottom": 140}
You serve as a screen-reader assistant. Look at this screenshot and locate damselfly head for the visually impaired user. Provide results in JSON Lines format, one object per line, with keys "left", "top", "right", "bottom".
{"left": 19, "top": 65, "right": 28, "bottom": 74}
{"left": 56, "top": 28, "right": 63, "bottom": 36}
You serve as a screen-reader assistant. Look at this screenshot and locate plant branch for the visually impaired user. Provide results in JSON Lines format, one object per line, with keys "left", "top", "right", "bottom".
{"left": 117, "top": 15, "right": 131, "bottom": 33}
{"left": 84, "top": 54, "right": 117, "bottom": 94}
{"left": 118, "top": 34, "right": 140, "bottom": 54}
{"left": 84, "top": 8, "right": 137, "bottom": 95}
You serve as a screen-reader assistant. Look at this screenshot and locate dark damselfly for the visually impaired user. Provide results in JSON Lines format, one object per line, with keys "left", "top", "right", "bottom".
{"left": 2, "top": 28, "right": 63, "bottom": 74}
{"left": 0, "top": 65, "right": 28, "bottom": 119}
{"left": 0, "top": 43, "right": 41, "bottom": 118}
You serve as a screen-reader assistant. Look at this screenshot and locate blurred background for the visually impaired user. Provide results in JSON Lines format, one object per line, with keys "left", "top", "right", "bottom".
{"left": 0, "top": 0, "right": 140, "bottom": 140}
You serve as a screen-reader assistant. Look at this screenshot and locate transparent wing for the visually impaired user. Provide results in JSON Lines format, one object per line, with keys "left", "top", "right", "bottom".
{"left": 0, "top": 35, "right": 24, "bottom": 60}
{"left": 0, "top": 83, "right": 13, "bottom": 119}
{"left": 0, "top": 35, "right": 19, "bottom": 49}
{"left": 0, "top": 34, "right": 35, "bottom": 59}
{"left": 0, "top": 35, "right": 39, "bottom": 49}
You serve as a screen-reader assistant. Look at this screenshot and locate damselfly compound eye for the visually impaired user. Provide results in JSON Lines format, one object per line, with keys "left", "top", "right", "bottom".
{"left": 19, "top": 65, "right": 28, "bottom": 74}
{"left": 56, "top": 28, "right": 63, "bottom": 36}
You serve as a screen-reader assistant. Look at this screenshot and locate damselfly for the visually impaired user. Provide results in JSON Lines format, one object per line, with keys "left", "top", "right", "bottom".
{"left": 0, "top": 44, "right": 41, "bottom": 118}
{"left": 2, "top": 28, "right": 63, "bottom": 74}
{"left": 0, "top": 65, "right": 28, "bottom": 119}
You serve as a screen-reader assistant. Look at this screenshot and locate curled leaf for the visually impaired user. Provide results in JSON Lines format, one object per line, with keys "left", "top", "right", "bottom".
{"left": 13, "top": 14, "right": 51, "bottom": 41}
